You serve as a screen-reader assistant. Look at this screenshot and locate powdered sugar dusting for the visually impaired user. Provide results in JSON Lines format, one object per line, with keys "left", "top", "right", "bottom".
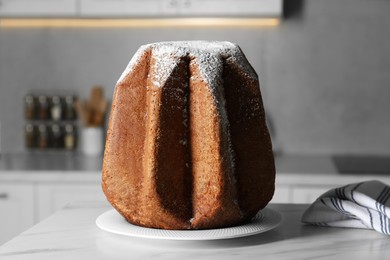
{"left": 149, "top": 49, "right": 179, "bottom": 89}
{"left": 118, "top": 41, "right": 257, "bottom": 87}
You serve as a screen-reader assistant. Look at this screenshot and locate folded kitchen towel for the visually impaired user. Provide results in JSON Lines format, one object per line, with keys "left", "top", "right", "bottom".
{"left": 301, "top": 180, "right": 390, "bottom": 235}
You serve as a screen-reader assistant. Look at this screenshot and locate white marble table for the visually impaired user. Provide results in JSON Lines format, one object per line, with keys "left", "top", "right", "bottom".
{"left": 0, "top": 202, "right": 389, "bottom": 260}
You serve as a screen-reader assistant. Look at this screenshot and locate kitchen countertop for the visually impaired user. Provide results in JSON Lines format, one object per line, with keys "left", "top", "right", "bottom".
{"left": 0, "top": 153, "right": 102, "bottom": 172}
{"left": 0, "top": 153, "right": 103, "bottom": 182}
{"left": 0, "top": 201, "right": 388, "bottom": 259}
{"left": 1, "top": 153, "right": 390, "bottom": 185}
{"left": 0, "top": 153, "right": 335, "bottom": 173}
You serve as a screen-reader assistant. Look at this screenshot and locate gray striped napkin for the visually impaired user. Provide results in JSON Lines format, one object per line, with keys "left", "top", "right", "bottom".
{"left": 301, "top": 180, "right": 390, "bottom": 235}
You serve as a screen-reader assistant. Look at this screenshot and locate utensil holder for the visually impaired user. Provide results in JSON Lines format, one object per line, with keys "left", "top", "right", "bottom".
{"left": 81, "top": 127, "right": 104, "bottom": 156}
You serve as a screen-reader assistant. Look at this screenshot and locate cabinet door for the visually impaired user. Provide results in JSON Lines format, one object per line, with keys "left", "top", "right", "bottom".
{"left": 0, "top": 0, "right": 77, "bottom": 17}
{"left": 179, "top": 0, "right": 282, "bottom": 16}
{"left": 37, "top": 183, "right": 106, "bottom": 222}
{"left": 271, "top": 185, "right": 291, "bottom": 203}
{"left": 292, "top": 186, "right": 332, "bottom": 204}
{"left": 0, "top": 184, "right": 34, "bottom": 245}
{"left": 79, "top": 0, "right": 175, "bottom": 17}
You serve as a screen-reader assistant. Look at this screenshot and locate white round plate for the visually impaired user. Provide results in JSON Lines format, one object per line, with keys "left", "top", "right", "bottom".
{"left": 96, "top": 207, "right": 281, "bottom": 240}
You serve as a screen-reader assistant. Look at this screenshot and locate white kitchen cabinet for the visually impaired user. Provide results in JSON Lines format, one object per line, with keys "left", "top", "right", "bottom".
{"left": 291, "top": 185, "right": 333, "bottom": 204}
{"left": 80, "top": 0, "right": 282, "bottom": 17}
{"left": 1, "top": 0, "right": 282, "bottom": 18}
{"left": 272, "top": 184, "right": 331, "bottom": 204}
{"left": 79, "top": 0, "right": 177, "bottom": 17}
{"left": 0, "top": 183, "right": 34, "bottom": 245}
{"left": 179, "top": 0, "right": 282, "bottom": 17}
{"left": 0, "top": 0, "right": 77, "bottom": 17}
{"left": 36, "top": 183, "right": 105, "bottom": 222}
{"left": 271, "top": 185, "right": 291, "bottom": 203}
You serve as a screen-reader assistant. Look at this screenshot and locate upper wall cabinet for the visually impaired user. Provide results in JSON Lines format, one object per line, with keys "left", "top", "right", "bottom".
{"left": 179, "top": 0, "right": 282, "bottom": 17}
{"left": 0, "top": 0, "right": 282, "bottom": 18}
{"left": 0, "top": 0, "right": 77, "bottom": 17}
{"left": 79, "top": 0, "right": 179, "bottom": 17}
{"left": 80, "top": 0, "right": 282, "bottom": 17}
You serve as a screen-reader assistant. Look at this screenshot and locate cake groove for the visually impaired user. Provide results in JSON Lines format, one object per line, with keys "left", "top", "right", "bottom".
{"left": 188, "top": 54, "right": 242, "bottom": 229}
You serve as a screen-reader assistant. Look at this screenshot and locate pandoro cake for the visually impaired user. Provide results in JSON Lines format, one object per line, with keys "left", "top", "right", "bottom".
{"left": 102, "top": 41, "right": 275, "bottom": 230}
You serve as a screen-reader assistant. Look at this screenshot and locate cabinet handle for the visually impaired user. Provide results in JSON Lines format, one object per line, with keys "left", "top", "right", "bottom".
{"left": 0, "top": 193, "right": 8, "bottom": 199}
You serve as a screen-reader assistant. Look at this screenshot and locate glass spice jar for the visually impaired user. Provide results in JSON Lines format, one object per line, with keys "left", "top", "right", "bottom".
{"left": 38, "top": 95, "right": 49, "bottom": 120}
{"left": 64, "top": 124, "right": 76, "bottom": 150}
{"left": 37, "top": 124, "right": 48, "bottom": 149}
{"left": 51, "top": 124, "right": 63, "bottom": 148}
{"left": 64, "top": 95, "right": 76, "bottom": 120}
{"left": 50, "top": 96, "right": 62, "bottom": 121}
{"left": 25, "top": 123, "right": 36, "bottom": 148}
{"left": 24, "top": 95, "right": 36, "bottom": 120}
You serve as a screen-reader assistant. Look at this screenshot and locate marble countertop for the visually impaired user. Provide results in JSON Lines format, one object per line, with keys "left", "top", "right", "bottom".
{"left": 0, "top": 202, "right": 388, "bottom": 259}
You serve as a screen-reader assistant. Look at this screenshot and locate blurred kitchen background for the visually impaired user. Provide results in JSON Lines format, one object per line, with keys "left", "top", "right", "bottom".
{"left": 0, "top": 0, "right": 390, "bottom": 245}
{"left": 1, "top": 0, "right": 390, "bottom": 155}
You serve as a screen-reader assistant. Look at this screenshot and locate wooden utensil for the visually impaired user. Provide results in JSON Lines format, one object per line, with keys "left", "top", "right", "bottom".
{"left": 75, "top": 86, "right": 108, "bottom": 127}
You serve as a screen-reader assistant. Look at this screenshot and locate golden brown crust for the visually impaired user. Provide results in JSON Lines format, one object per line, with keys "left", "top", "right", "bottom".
{"left": 223, "top": 57, "right": 275, "bottom": 221}
{"left": 102, "top": 41, "right": 275, "bottom": 230}
{"left": 102, "top": 47, "right": 150, "bottom": 226}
